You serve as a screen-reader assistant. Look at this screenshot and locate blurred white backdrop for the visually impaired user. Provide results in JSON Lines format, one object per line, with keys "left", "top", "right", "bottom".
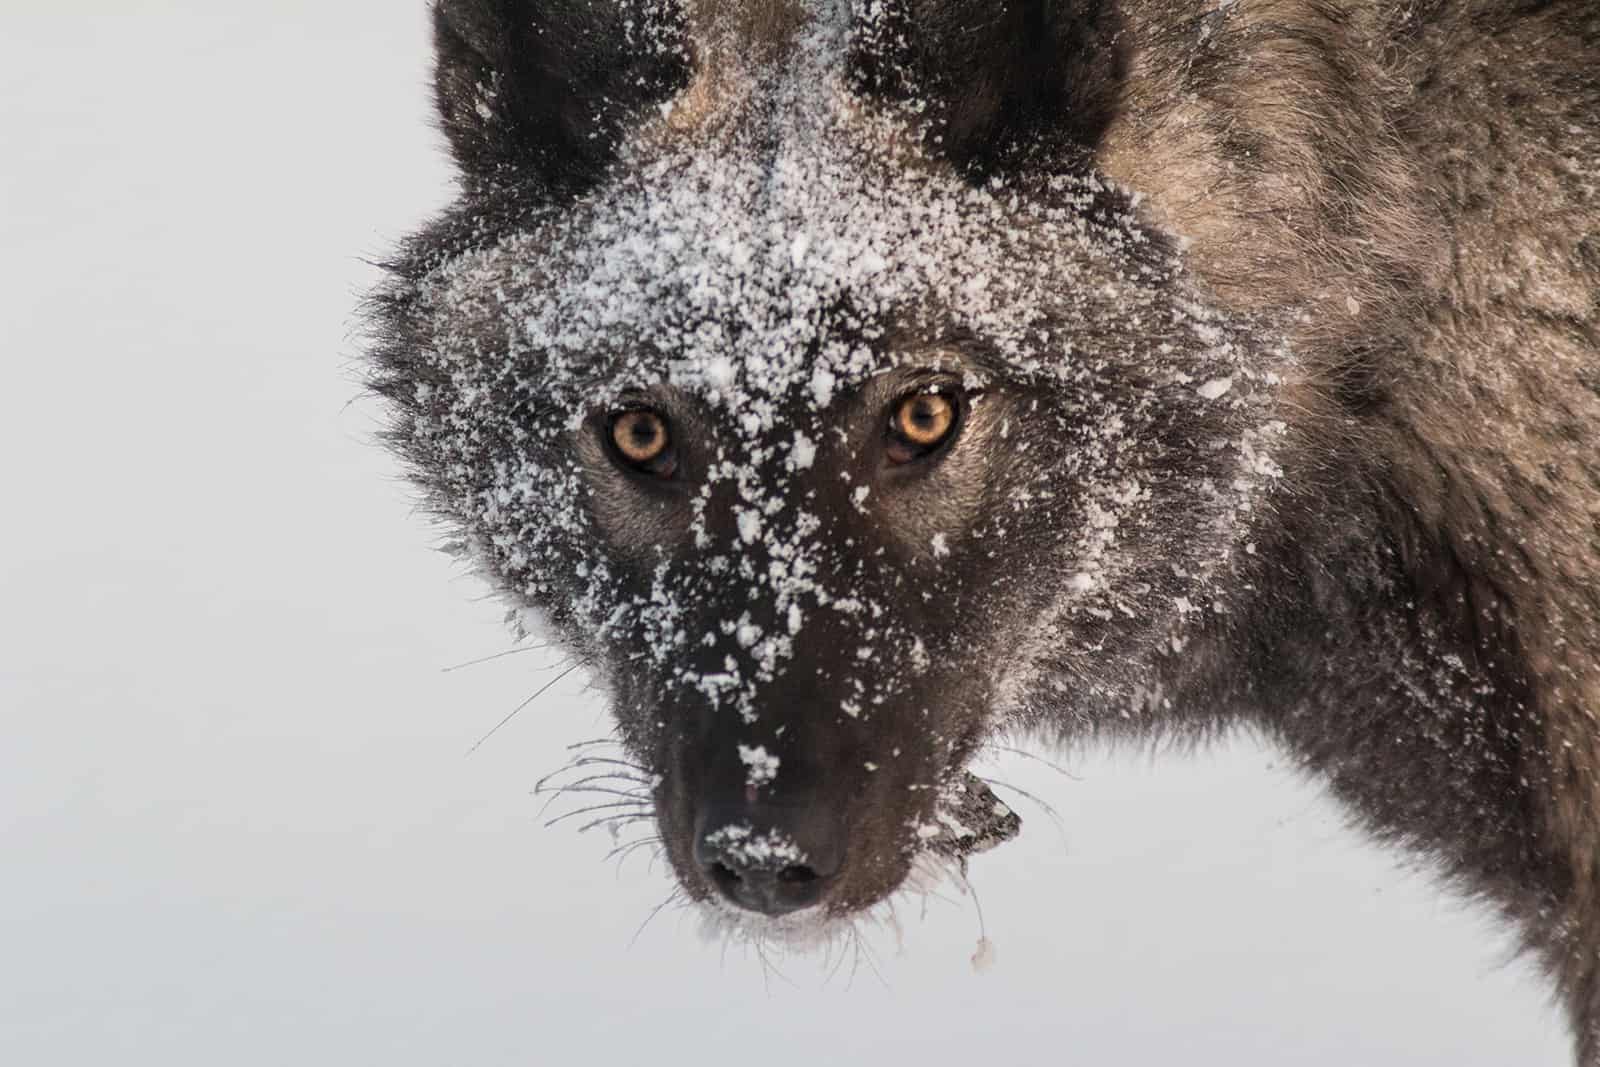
{"left": 0, "top": 3, "right": 1568, "bottom": 1064}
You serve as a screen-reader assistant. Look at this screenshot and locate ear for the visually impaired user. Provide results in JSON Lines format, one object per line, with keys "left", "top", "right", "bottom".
{"left": 432, "top": 0, "right": 692, "bottom": 190}
{"left": 849, "top": 0, "right": 1127, "bottom": 173}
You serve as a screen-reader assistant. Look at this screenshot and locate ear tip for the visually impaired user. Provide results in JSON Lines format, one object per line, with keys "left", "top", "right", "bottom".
{"left": 428, "top": 0, "right": 523, "bottom": 175}
{"left": 431, "top": 0, "right": 519, "bottom": 63}
{"left": 427, "top": 0, "right": 694, "bottom": 191}
{"left": 849, "top": 0, "right": 1129, "bottom": 172}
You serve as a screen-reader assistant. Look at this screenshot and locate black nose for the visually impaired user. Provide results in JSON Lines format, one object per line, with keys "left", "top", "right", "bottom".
{"left": 693, "top": 808, "right": 844, "bottom": 916}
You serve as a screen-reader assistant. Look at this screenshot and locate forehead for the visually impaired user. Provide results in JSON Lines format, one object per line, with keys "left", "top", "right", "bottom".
{"left": 425, "top": 19, "right": 1169, "bottom": 419}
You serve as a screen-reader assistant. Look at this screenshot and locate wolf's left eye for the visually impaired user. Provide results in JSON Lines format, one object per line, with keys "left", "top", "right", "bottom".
{"left": 886, "top": 391, "right": 960, "bottom": 464}
{"left": 606, "top": 409, "right": 677, "bottom": 478}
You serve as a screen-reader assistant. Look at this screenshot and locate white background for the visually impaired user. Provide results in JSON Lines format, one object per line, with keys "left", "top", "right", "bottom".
{"left": 1, "top": 3, "right": 1569, "bottom": 1063}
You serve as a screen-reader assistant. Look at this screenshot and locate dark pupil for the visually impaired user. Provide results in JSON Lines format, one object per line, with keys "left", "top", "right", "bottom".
{"left": 910, "top": 399, "right": 940, "bottom": 430}
{"left": 628, "top": 419, "right": 660, "bottom": 450}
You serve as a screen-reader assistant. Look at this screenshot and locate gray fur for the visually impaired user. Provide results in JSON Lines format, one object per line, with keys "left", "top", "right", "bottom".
{"left": 365, "top": 1, "right": 1600, "bottom": 1058}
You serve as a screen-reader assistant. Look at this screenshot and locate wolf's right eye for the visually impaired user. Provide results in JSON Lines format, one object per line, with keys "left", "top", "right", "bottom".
{"left": 606, "top": 409, "right": 677, "bottom": 478}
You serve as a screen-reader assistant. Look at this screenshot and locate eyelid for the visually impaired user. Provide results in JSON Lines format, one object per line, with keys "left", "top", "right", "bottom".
{"left": 888, "top": 377, "right": 974, "bottom": 414}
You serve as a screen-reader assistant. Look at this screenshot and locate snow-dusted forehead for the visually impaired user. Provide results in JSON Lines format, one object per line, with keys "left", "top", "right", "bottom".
{"left": 429, "top": 20, "right": 1183, "bottom": 422}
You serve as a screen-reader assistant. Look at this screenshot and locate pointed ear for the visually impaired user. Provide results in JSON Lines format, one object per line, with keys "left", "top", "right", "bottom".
{"left": 432, "top": 0, "right": 691, "bottom": 190}
{"left": 849, "top": 0, "right": 1127, "bottom": 173}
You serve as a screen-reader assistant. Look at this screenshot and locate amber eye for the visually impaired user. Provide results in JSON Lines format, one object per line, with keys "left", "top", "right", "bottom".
{"left": 887, "top": 391, "right": 958, "bottom": 463}
{"left": 607, "top": 409, "right": 675, "bottom": 476}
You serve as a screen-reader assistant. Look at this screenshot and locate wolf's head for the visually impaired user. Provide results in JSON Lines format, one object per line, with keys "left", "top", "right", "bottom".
{"left": 369, "top": 0, "right": 1285, "bottom": 931}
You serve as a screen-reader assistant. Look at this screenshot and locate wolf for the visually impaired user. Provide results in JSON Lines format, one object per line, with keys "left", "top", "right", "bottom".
{"left": 365, "top": 0, "right": 1600, "bottom": 1058}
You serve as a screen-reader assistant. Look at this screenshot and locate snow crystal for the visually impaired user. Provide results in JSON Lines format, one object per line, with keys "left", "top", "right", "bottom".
{"left": 789, "top": 431, "right": 816, "bottom": 470}
{"left": 704, "top": 355, "right": 737, "bottom": 391}
{"left": 737, "top": 743, "right": 781, "bottom": 787}
{"left": 704, "top": 825, "right": 800, "bottom": 870}
{"left": 735, "top": 619, "right": 764, "bottom": 648}
{"left": 703, "top": 824, "right": 806, "bottom": 867}
{"left": 736, "top": 509, "right": 763, "bottom": 545}
{"left": 971, "top": 937, "right": 998, "bottom": 974}
{"left": 789, "top": 231, "right": 812, "bottom": 268}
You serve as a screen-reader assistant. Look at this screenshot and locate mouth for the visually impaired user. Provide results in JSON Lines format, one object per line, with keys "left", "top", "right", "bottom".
{"left": 677, "top": 766, "right": 1023, "bottom": 923}
{"left": 676, "top": 771, "right": 1023, "bottom": 963}
{"left": 533, "top": 728, "right": 1028, "bottom": 971}
{"left": 533, "top": 724, "right": 1024, "bottom": 939}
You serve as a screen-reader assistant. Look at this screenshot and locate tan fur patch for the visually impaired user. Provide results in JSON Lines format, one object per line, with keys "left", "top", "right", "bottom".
{"left": 666, "top": 0, "right": 810, "bottom": 132}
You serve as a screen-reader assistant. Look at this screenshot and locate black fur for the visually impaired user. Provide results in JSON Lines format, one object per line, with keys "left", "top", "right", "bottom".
{"left": 432, "top": 0, "right": 691, "bottom": 192}
{"left": 848, "top": 0, "right": 1129, "bottom": 172}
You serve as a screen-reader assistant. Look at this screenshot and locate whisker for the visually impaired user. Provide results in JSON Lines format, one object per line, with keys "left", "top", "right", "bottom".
{"left": 536, "top": 771, "right": 650, "bottom": 792}
{"left": 441, "top": 642, "right": 557, "bottom": 673}
{"left": 988, "top": 743, "right": 1082, "bottom": 781}
{"left": 544, "top": 799, "right": 652, "bottom": 828}
{"left": 752, "top": 938, "right": 771, "bottom": 994}
{"left": 556, "top": 756, "right": 649, "bottom": 774}
{"left": 538, "top": 784, "right": 651, "bottom": 802}
{"left": 955, "top": 867, "right": 991, "bottom": 946}
{"left": 915, "top": 885, "right": 965, "bottom": 912}
{"left": 853, "top": 926, "right": 889, "bottom": 989}
{"left": 564, "top": 737, "right": 626, "bottom": 752}
{"left": 576, "top": 812, "right": 654, "bottom": 836}
{"left": 823, "top": 924, "right": 855, "bottom": 988}
{"left": 847, "top": 926, "right": 867, "bottom": 991}
{"left": 629, "top": 888, "right": 683, "bottom": 949}
{"left": 464, "top": 658, "right": 587, "bottom": 756}
{"left": 533, "top": 768, "right": 650, "bottom": 793}
{"left": 604, "top": 835, "right": 663, "bottom": 869}
{"left": 535, "top": 784, "right": 649, "bottom": 819}
{"left": 752, "top": 936, "right": 798, "bottom": 992}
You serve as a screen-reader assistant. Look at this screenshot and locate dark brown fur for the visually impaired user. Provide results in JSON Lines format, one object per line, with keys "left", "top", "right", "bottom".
{"left": 1088, "top": 2, "right": 1600, "bottom": 1054}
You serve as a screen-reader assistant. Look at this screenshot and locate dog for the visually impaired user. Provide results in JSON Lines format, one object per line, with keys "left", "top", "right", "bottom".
{"left": 364, "top": 1, "right": 1600, "bottom": 1057}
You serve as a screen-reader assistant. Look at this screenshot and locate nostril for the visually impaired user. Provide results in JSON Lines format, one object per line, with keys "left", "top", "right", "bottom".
{"left": 776, "top": 864, "right": 818, "bottom": 886}
{"left": 697, "top": 842, "right": 832, "bottom": 915}
{"left": 693, "top": 809, "right": 843, "bottom": 915}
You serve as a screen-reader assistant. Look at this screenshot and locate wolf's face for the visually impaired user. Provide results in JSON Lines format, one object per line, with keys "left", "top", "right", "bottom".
{"left": 373, "top": 1, "right": 1284, "bottom": 931}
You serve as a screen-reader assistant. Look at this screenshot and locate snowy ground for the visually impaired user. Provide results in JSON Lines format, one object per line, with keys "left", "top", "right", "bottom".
{"left": 0, "top": 3, "right": 1569, "bottom": 1064}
